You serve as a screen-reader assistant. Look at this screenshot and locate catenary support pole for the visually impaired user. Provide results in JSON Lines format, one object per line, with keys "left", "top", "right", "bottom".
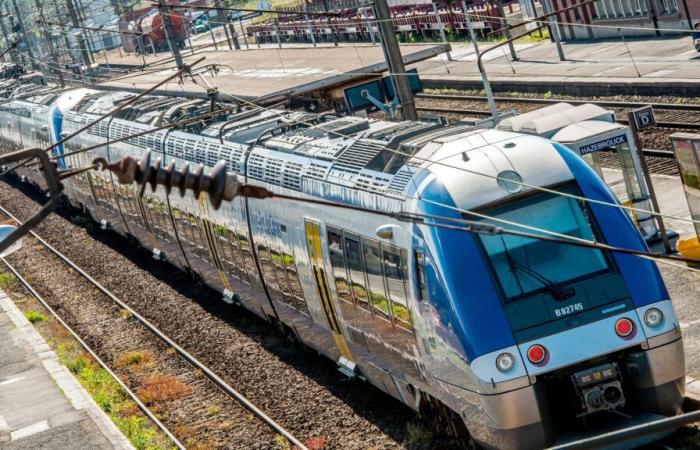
{"left": 11, "top": 0, "right": 39, "bottom": 70}
{"left": 159, "top": 3, "right": 183, "bottom": 70}
{"left": 66, "top": 0, "right": 93, "bottom": 67}
{"left": 35, "top": 0, "right": 65, "bottom": 86}
{"left": 373, "top": 0, "right": 418, "bottom": 121}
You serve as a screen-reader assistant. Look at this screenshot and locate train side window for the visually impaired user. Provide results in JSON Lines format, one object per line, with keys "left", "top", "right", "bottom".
{"left": 327, "top": 227, "right": 353, "bottom": 305}
{"left": 257, "top": 243, "right": 281, "bottom": 294}
{"left": 383, "top": 247, "right": 413, "bottom": 330}
{"left": 415, "top": 250, "right": 429, "bottom": 303}
{"left": 270, "top": 246, "right": 293, "bottom": 297}
{"left": 283, "top": 251, "right": 310, "bottom": 316}
{"left": 363, "top": 239, "right": 391, "bottom": 320}
{"left": 345, "top": 235, "right": 370, "bottom": 311}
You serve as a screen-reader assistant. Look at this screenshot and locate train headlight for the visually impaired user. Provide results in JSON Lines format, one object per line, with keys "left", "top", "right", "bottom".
{"left": 644, "top": 308, "right": 664, "bottom": 328}
{"left": 496, "top": 352, "right": 515, "bottom": 373}
{"left": 615, "top": 318, "right": 635, "bottom": 338}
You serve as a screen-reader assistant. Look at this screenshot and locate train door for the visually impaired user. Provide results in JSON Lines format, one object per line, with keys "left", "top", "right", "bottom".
{"left": 304, "top": 219, "right": 355, "bottom": 366}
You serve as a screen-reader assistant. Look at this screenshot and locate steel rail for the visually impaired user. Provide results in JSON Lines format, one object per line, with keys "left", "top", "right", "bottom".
{"left": 416, "top": 94, "right": 700, "bottom": 112}
{"left": 414, "top": 106, "right": 700, "bottom": 131}
{"left": 0, "top": 204, "right": 309, "bottom": 450}
{"left": 0, "top": 257, "right": 187, "bottom": 450}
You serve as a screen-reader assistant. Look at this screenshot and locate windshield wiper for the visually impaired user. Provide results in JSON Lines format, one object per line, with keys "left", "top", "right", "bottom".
{"left": 505, "top": 251, "right": 575, "bottom": 301}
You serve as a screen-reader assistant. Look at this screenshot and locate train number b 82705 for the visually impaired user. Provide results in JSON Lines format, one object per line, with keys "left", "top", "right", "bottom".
{"left": 554, "top": 302, "right": 584, "bottom": 318}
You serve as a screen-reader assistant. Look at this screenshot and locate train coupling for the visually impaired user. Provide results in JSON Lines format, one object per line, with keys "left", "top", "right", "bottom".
{"left": 572, "top": 362, "right": 625, "bottom": 417}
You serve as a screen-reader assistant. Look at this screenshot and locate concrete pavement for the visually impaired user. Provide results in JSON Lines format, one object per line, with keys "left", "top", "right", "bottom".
{"left": 0, "top": 291, "right": 133, "bottom": 450}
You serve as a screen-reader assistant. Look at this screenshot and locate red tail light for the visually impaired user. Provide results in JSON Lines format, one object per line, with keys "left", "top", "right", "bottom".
{"left": 527, "top": 344, "right": 547, "bottom": 364}
{"left": 615, "top": 318, "right": 635, "bottom": 337}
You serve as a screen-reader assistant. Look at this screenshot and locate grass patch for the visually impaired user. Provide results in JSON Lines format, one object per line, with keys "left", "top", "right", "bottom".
{"left": 24, "top": 310, "right": 46, "bottom": 324}
{"left": 0, "top": 272, "right": 16, "bottom": 288}
{"left": 274, "top": 435, "right": 291, "bottom": 450}
{"left": 9, "top": 289, "right": 173, "bottom": 450}
{"left": 115, "top": 350, "right": 154, "bottom": 370}
{"left": 59, "top": 349, "right": 173, "bottom": 449}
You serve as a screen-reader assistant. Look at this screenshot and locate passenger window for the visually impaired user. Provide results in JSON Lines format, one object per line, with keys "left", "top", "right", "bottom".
{"left": 363, "top": 240, "right": 391, "bottom": 320}
{"left": 283, "top": 251, "right": 310, "bottom": 315}
{"left": 345, "top": 235, "right": 370, "bottom": 310}
{"left": 328, "top": 228, "right": 353, "bottom": 305}
{"left": 383, "top": 247, "right": 412, "bottom": 330}
{"left": 270, "top": 246, "right": 293, "bottom": 297}
{"left": 257, "top": 243, "right": 280, "bottom": 293}
{"left": 415, "top": 250, "right": 429, "bottom": 302}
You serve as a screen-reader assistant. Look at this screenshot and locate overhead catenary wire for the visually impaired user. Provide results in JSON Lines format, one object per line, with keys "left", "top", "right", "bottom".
{"left": 5, "top": 36, "right": 700, "bottom": 276}
{"left": 30, "top": 90, "right": 700, "bottom": 274}
{"left": 28, "top": 69, "right": 700, "bottom": 238}
{"left": 0, "top": 56, "right": 205, "bottom": 177}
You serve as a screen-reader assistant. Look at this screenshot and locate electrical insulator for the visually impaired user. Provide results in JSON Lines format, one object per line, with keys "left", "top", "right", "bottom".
{"left": 93, "top": 151, "right": 259, "bottom": 210}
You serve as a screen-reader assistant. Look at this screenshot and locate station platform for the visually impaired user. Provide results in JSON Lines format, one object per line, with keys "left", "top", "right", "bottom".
{"left": 0, "top": 291, "right": 133, "bottom": 449}
{"left": 97, "top": 34, "right": 699, "bottom": 100}
{"left": 415, "top": 35, "right": 700, "bottom": 96}
{"left": 98, "top": 43, "right": 449, "bottom": 104}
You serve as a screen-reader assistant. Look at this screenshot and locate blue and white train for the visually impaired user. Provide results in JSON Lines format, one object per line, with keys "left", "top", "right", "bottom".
{"left": 0, "top": 87, "right": 685, "bottom": 449}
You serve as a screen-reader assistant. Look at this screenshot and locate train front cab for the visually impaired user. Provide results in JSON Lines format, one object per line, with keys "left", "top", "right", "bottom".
{"left": 411, "top": 137, "right": 684, "bottom": 449}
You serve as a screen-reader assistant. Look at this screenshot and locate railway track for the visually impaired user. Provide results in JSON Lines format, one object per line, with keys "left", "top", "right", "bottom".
{"left": 0, "top": 204, "right": 306, "bottom": 450}
{"left": 0, "top": 179, "right": 427, "bottom": 450}
{"left": 416, "top": 94, "right": 700, "bottom": 129}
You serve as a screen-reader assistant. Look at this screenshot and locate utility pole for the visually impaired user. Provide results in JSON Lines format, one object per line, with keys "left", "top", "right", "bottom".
{"left": 34, "top": 0, "right": 65, "bottom": 86}
{"left": 373, "top": 0, "right": 417, "bottom": 121}
{"left": 66, "top": 0, "right": 93, "bottom": 67}
{"left": 159, "top": 4, "right": 183, "bottom": 69}
{"left": 11, "top": 0, "right": 39, "bottom": 70}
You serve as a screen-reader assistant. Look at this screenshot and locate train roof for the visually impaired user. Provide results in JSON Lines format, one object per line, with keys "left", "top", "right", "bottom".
{"left": 14, "top": 88, "right": 574, "bottom": 204}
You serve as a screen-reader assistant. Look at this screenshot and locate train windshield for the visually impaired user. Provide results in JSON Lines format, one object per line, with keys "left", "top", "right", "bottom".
{"left": 472, "top": 184, "right": 609, "bottom": 303}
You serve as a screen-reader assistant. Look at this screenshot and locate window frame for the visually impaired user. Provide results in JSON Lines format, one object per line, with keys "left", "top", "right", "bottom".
{"left": 344, "top": 233, "right": 372, "bottom": 312}
{"left": 362, "top": 237, "right": 392, "bottom": 322}
{"left": 327, "top": 226, "right": 355, "bottom": 306}
{"left": 382, "top": 245, "right": 413, "bottom": 331}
